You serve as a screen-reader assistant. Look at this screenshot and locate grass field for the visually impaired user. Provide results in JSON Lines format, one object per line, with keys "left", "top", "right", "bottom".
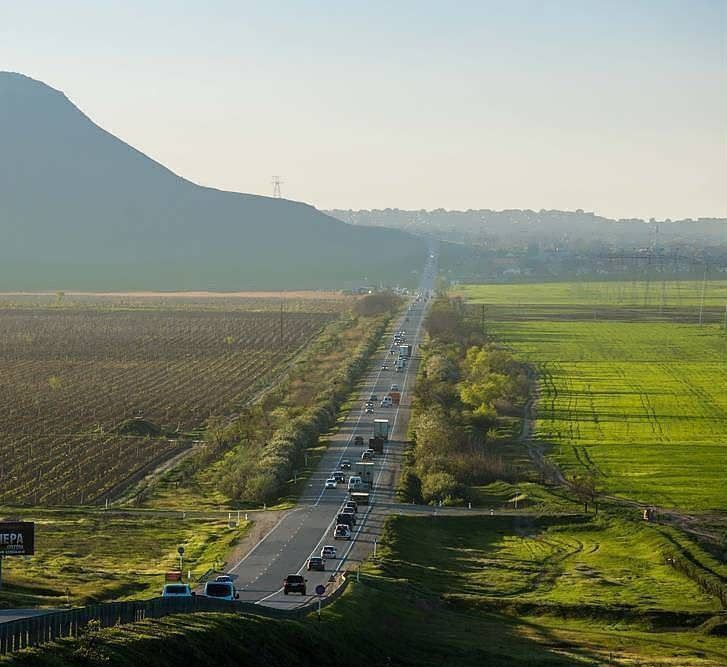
{"left": 379, "top": 515, "right": 721, "bottom": 613}
{"left": 456, "top": 282, "right": 727, "bottom": 512}
{"left": 0, "top": 297, "right": 342, "bottom": 505}
{"left": 0, "top": 507, "right": 248, "bottom": 607}
{"left": 456, "top": 280, "right": 727, "bottom": 308}
{"left": 7, "top": 515, "right": 726, "bottom": 667}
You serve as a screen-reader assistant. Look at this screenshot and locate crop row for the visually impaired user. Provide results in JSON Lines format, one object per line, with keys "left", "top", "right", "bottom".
{"left": 0, "top": 308, "right": 337, "bottom": 505}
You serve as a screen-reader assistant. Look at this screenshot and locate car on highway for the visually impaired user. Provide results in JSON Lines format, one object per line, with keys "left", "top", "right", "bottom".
{"left": 307, "top": 556, "right": 325, "bottom": 571}
{"left": 340, "top": 508, "right": 356, "bottom": 524}
{"left": 337, "top": 513, "right": 355, "bottom": 529}
{"left": 380, "top": 396, "right": 393, "bottom": 407}
{"left": 162, "top": 583, "right": 194, "bottom": 598}
{"left": 361, "top": 450, "right": 374, "bottom": 461}
{"left": 340, "top": 459, "right": 351, "bottom": 470}
{"left": 365, "top": 406, "right": 375, "bottom": 414}
{"left": 334, "top": 524, "right": 352, "bottom": 540}
{"left": 325, "top": 478, "right": 337, "bottom": 489}
{"left": 354, "top": 436, "right": 364, "bottom": 446}
{"left": 321, "top": 545, "right": 337, "bottom": 559}
{"left": 332, "top": 471, "right": 345, "bottom": 483}
{"left": 347, "top": 475, "right": 363, "bottom": 491}
{"left": 390, "top": 384, "right": 400, "bottom": 392}
{"left": 203, "top": 581, "right": 239, "bottom": 600}
{"left": 368, "top": 394, "right": 378, "bottom": 402}
{"left": 283, "top": 574, "right": 307, "bottom": 595}
{"left": 381, "top": 363, "right": 388, "bottom": 370}
{"left": 215, "top": 575, "right": 233, "bottom": 583}
{"left": 343, "top": 500, "right": 358, "bottom": 514}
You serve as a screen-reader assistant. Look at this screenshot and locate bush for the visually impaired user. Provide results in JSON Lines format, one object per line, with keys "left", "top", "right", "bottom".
{"left": 397, "top": 469, "right": 424, "bottom": 504}
{"left": 420, "top": 471, "right": 462, "bottom": 504}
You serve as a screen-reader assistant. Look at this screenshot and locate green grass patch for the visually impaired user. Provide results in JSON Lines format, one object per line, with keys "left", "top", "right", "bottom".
{"left": 489, "top": 319, "right": 727, "bottom": 510}
{"left": 0, "top": 508, "right": 249, "bottom": 607}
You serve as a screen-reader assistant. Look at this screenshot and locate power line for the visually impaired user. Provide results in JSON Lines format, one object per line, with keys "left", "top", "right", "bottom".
{"left": 272, "top": 176, "right": 283, "bottom": 198}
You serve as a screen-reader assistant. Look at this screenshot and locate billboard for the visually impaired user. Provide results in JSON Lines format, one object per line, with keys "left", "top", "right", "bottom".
{"left": 0, "top": 522, "right": 35, "bottom": 556}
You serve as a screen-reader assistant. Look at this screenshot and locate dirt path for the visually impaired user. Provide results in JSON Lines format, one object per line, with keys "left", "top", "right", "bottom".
{"left": 519, "top": 368, "right": 565, "bottom": 486}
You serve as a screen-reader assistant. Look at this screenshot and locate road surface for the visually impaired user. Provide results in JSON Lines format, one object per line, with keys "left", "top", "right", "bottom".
{"left": 226, "top": 272, "right": 435, "bottom": 609}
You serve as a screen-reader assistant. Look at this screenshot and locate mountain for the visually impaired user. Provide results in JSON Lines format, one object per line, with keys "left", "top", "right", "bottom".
{"left": 0, "top": 73, "right": 426, "bottom": 290}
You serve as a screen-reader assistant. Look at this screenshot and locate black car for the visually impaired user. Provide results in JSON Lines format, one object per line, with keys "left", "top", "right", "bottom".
{"left": 307, "top": 557, "right": 325, "bottom": 572}
{"left": 354, "top": 436, "right": 364, "bottom": 446}
{"left": 283, "top": 574, "right": 307, "bottom": 595}
{"left": 337, "top": 512, "right": 355, "bottom": 528}
{"left": 332, "top": 471, "right": 345, "bottom": 483}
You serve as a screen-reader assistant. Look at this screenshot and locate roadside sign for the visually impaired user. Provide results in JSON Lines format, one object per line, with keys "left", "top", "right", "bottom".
{"left": 315, "top": 584, "right": 325, "bottom": 596}
{"left": 0, "top": 522, "right": 35, "bottom": 556}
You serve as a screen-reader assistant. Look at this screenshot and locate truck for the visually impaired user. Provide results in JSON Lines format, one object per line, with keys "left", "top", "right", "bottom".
{"left": 395, "top": 358, "right": 405, "bottom": 372}
{"left": 373, "top": 419, "right": 390, "bottom": 442}
{"left": 388, "top": 391, "right": 401, "bottom": 405}
{"left": 355, "top": 461, "right": 375, "bottom": 488}
{"left": 369, "top": 436, "right": 385, "bottom": 454}
{"left": 399, "top": 344, "right": 412, "bottom": 358}
{"left": 350, "top": 491, "right": 370, "bottom": 506}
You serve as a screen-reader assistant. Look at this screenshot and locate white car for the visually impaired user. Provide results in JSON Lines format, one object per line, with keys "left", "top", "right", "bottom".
{"left": 380, "top": 397, "right": 393, "bottom": 407}
{"left": 325, "top": 478, "right": 337, "bottom": 489}
{"left": 334, "top": 524, "right": 352, "bottom": 540}
{"left": 390, "top": 384, "right": 400, "bottom": 392}
{"left": 321, "top": 545, "right": 338, "bottom": 559}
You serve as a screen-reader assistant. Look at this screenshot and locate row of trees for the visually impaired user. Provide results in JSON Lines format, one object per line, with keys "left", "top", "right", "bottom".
{"left": 401, "top": 297, "right": 528, "bottom": 505}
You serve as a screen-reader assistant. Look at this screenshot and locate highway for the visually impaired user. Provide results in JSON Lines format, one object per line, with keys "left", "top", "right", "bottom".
{"left": 228, "top": 269, "right": 434, "bottom": 608}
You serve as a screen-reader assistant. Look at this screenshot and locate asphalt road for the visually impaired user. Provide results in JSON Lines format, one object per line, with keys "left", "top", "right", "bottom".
{"left": 227, "top": 285, "right": 433, "bottom": 609}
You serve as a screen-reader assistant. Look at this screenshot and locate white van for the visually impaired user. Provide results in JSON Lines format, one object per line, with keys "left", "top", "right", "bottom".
{"left": 347, "top": 476, "right": 363, "bottom": 491}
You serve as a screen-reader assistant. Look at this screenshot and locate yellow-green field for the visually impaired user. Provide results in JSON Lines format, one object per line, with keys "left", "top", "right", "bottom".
{"left": 458, "top": 282, "right": 727, "bottom": 511}
{"left": 456, "top": 280, "right": 727, "bottom": 308}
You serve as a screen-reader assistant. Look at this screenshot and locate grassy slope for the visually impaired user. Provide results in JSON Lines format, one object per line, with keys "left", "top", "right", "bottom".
{"left": 0, "top": 508, "right": 248, "bottom": 607}
{"left": 6, "top": 515, "right": 726, "bottom": 667}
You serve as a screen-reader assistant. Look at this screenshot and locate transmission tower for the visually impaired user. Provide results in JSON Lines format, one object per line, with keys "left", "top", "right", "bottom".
{"left": 272, "top": 176, "right": 283, "bottom": 198}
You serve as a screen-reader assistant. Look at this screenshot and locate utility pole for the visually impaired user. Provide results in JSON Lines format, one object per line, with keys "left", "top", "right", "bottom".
{"left": 272, "top": 176, "right": 283, "bottom": 198}
{"left": 280, "top": 299, "right": 284, "bottom": 351}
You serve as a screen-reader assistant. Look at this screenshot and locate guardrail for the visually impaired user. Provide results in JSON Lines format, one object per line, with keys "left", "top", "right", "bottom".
{"left": 0, "top": 573, "right": 350, "bottom": 655}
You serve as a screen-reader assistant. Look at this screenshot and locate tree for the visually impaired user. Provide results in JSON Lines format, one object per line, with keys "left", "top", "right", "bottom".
{"left": 571, "top": 472, "right": 598, "bottom": 513}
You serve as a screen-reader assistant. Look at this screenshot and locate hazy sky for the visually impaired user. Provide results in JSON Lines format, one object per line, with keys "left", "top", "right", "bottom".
{"left": 2, "top": 1, "right": 725, "bottom": 219}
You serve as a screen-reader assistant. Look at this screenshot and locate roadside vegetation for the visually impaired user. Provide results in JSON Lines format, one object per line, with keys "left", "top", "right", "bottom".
{"left": 400, "top": 296, "right": 528, "bottom": 505}
{"left": 0, "top": 508, "right": 247, "bottom": 607}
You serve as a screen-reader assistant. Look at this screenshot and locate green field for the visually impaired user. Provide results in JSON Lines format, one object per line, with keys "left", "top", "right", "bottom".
{"left": 457, "top": 282, "right": 727, "bottom": 512}
{"left": 379, "top": 515, "right": 724, "bottom": 613}
{"left": 456, "top": 280, "right": 727, "bottom": 308}
{"left": 8, "top": 515, "right": 726, "bottom": 667}
{"left": 0, "top": 508, "right": 247, "bottom": 607}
